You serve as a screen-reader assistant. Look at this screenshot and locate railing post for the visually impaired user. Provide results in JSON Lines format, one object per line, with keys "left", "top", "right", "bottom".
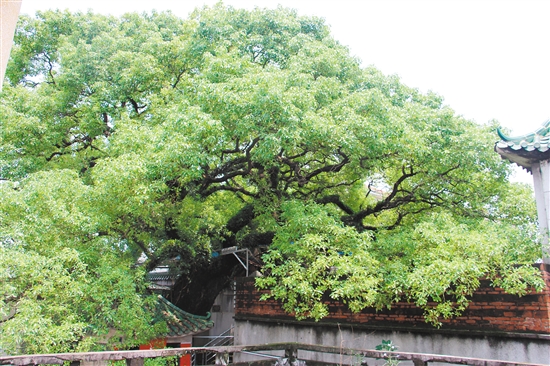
{"left": 215, "top": 352, "right": 229, "bottom": 365}
{"left": 180, "top": 343, "right": 191, "bottom": 366}
{"left": 285, "top": 345, "right": 297, "bottom": 364}
{"left": 412, "top": 358, "right": 427, "bottom": 366}
{"left": 126, "top": 358, "right": 144, "bottom": 366}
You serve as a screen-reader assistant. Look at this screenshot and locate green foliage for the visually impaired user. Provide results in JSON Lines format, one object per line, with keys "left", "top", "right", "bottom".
{"left": 372, "top": 208, "right": 543, "bottom": 326}
{"left": 0, "top": 247, "right": 91, "bottom": 354}
{"left": 375, "top": 340, "right": 398, "bottom": 352}
{"left": 144, "top": 356, "right": 180, "bottom": 366}
{"left": 375, "top": 340, "right": 400, "bottom": 366}
{"left": 0, "top": 171, "right": 166, "bottom": 354}
{"left": 257, "top": 201, "right": 381, "bottom": 320}
{"left": 110, "top": 356, "right": 180, "bottom": 366}
{"left": 1, "top": 4, "right": 545, "bottom": 353}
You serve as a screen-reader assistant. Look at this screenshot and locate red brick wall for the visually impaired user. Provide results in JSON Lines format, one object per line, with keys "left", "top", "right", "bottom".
{"left": 235, "top": 264, "right": 550, "bottom": 334}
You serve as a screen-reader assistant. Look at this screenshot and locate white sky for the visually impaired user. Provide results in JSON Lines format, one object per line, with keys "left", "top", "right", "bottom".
{"left": 19, "top": 0, "right": 550, "bottom": 183}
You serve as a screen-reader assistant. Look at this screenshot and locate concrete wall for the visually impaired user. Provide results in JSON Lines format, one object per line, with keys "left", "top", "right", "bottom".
{"left": 193, "top": 287, "right": 235, "bottom": 348}
{"left": 233, "top": 265, "right": 550, "bottom": 365}
{"left": 234, "top": 318, "right": 550, "bottom": 365}
{"left": 209, "top": 286, "right": 235, "bottom": 336}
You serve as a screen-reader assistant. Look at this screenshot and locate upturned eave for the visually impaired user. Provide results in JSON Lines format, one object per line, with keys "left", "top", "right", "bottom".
{"left": 495, "top": 121, "right": 550, "bottom": 173}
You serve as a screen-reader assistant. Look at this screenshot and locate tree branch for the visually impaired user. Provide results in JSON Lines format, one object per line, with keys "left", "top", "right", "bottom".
{"left": 316, "top": 195, "right": 354, "bottom": 215}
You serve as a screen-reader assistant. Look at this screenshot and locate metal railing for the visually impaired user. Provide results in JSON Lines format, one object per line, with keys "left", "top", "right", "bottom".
{"left": 0, "top": 342, "right": 546, "bottom": 366}
{"left": 193, "top": 327, "right": 234, "bottom": 365}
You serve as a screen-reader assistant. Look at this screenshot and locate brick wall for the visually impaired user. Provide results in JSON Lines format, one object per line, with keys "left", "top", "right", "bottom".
{"left": 235, "top": 264, "right": 550, "bottom": 335}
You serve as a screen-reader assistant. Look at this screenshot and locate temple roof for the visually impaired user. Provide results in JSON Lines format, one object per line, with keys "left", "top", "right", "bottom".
{"left": 495, "top": 120, "right": 550, "bottom": 173}
{"left": 156, "top": 295, "right": 214, "bottom": 337}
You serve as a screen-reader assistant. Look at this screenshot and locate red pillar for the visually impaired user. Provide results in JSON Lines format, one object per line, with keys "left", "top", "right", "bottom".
{"left": 179, "top": 343, "right": 192, "bottom": 366}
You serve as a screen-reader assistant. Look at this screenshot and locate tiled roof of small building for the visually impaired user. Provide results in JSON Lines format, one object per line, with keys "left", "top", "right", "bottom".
{"left": 156, "top": 295, "right": 213, "bottom": 337}
{"left": 495, "top": 120, "right": 550, "bottom": 173}
{"left": 147, "top": 265, "right": 178, "bottom": 282}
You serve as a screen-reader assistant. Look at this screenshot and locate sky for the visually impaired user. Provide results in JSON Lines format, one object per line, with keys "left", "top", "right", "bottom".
{"left": 18, "top": 0, "right": 550, "bottom": 183}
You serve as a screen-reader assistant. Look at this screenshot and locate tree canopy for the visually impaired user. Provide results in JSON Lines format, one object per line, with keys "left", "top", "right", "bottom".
{"left": 0, "top": 4, "right": 544, "bottom": 354}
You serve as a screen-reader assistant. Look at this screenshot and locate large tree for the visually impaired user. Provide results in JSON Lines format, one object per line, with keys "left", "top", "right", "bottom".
{"left": 1, "top": 5, "right": 544, "bottom": 353}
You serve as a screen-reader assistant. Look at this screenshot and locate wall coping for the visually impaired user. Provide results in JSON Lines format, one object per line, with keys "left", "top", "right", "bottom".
{"left": 235, "top": 264, "right": 550, "bottom": 336}
{"left": 234, "top": 314, "right": 550, "bottom": 341}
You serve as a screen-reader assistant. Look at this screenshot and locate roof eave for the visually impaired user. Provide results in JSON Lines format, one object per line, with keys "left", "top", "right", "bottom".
{"left": 494, "top": 144, "right": 550, "bottom": 174}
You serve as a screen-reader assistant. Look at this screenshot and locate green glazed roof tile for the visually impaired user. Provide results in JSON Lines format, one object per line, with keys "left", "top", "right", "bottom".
{"left": 156, "top": 295, "right": 214, "bottom": 337}
{"left": 495, "top": 120, "right": 550, "bottom": 172}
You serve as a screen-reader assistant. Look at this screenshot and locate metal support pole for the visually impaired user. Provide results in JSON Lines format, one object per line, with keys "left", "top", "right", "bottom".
{"left": 232, "top": 252, "right": 248, "bottom": 276}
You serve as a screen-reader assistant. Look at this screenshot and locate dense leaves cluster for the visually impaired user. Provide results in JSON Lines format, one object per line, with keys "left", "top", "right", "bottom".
{"left": 0, "top": 4, "right": 544, "bottom": 353}
{"left": 0, "top": 171, "right": 166, "bottom": 353}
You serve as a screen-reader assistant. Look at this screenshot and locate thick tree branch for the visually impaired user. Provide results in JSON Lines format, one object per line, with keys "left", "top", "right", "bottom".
{"left": 316, "top": 195, "right": 354, "bottom": 215}
{"left": 128, "top": 98, "right": 147, "bottom": 115}
{"left": 304, "top": 149, "right": 350, "bottom": 183}
{"left": 278, "top": 148, "right": 349, "bottom": 187}
{"left": 336, "top": 165, "right": 419, "bottom": 231}
{"left": 200, "top": 183, "right": 257, "bottom": 198}
{"left": 172, "top": 68, "right": 187, "bottom": 89}
{"left": 45, "top": 135, "right": 94, "bottom": 161}
{"left": 43, "top": 52, "right": 57, "bottom": 86}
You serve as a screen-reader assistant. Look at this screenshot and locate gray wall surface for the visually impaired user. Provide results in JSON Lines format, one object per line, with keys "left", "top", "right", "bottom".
{"left": 234, "top": 319, "right": 550, "bottom": 365}
{"left": 209, "top": 288, "right": 235, "bottom": 336}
